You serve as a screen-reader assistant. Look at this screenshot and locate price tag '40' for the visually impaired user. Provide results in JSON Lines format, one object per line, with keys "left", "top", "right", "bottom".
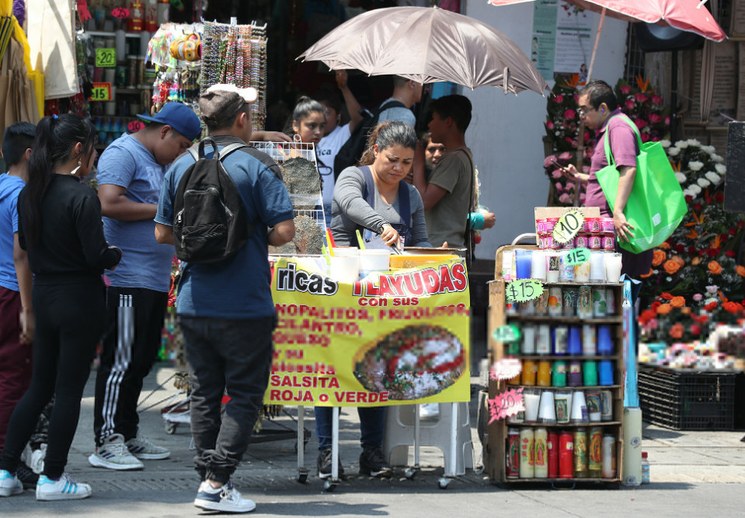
{"left": 505, "top": 279, "right": 544, "bottom": 303}
{"left": 552, "top": 209, "right": 584, "bottom": 244}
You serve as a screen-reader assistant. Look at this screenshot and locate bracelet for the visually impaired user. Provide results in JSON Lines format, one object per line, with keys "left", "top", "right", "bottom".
{"left": 469, "top": 211, "right": 485, "bottom": 230}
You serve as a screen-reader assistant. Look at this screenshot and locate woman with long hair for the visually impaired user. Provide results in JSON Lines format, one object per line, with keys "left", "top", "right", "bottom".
{"left": 0, "top": 114, "right": 121, "bottom": 501}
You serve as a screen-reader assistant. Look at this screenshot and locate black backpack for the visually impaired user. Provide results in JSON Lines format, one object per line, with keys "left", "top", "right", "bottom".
{"left": 173, "top": 138, "right": 253, "bottom": 264}
{"left": 333, "top": 99, "right": 406, "bottom": 179}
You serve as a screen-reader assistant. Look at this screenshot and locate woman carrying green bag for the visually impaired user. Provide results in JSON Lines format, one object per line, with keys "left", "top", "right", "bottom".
{"left": 561, "top": 80, "right": 653, "bottom": 278}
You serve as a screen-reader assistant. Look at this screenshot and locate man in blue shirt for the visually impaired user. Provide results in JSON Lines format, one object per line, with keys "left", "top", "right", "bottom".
{"left": 90, "top": 103, "right": 201, "bottom": 471}
{"left": 155, "top": 84, "right": 294, "bottom": 513}
{"left": 0, "top": 122, "right": 36, "bottom": 491}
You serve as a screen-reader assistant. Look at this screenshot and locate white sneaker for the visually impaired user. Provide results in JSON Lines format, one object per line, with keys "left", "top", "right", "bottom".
{"left": 36, "top": 473, "right": 91, "bottom": 501}
{"left": 88, "top": 433, "right": 144, "bottom": 471}
{"left": 0, "top": 470, "right": 23, "bottom": 497}
{"left": 194, "top": 480, "right": 256, "bottom": 513}
{"left": 126, "top": 435, "right": 170, "bottom": 460}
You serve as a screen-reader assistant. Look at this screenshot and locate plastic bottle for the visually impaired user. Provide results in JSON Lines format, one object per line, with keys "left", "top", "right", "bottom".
{"left": 641, "top": 451, "right": 650, "bottom": 484}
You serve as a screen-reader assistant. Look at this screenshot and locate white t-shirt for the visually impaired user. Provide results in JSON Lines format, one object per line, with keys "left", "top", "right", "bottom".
{"left": 317, "top": 124, "right": 352, "bottom": 209}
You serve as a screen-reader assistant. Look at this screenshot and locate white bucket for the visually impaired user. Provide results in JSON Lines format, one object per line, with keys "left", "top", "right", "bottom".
{"left": 359, "top": 249, "right": 391, "bottom": 274}
{"left": 329, "top": 254, "right": 360, "bottom": 283}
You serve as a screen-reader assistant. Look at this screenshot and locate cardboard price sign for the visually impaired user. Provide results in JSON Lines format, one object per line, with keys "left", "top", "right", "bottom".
{"left": 563, "top": 247, "right": 590, "bottom": 266}
{"left": 552, "top": 209, "right": 584, "bottom": 244}
{"left": 488, "top": 387, "right": 525, "bottom": 423}
{"left": 95, "top": 48, "right": 117, "bottom": 68}
{"left": 90, "top": 82, "right": 112, "bottom": 102}
{"left": 505, "top": 279, "right": 544, "bottom": 303}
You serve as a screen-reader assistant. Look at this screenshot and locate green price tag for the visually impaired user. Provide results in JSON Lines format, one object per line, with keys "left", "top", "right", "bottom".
{"left": 553, "top": 209, "right": 584, "bottom": 244}
{"left": 505, "top": 279, "right": 544, "bottom": 303}
{"left": 564, "top": 247, "right": 590, "bottom": 266}
{"left": 89, "top": 82, "right": 111, "bottom": 102}
{"left": 492, "top": 324, "right": 522, "bottom": 343}
{"left": 95, "top": 48, "right": 116, "bottom": 68}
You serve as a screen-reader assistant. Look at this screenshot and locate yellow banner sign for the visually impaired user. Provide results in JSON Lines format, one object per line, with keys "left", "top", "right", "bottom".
{"left": 267, "top": 256, "right": 471, "bottom": 406}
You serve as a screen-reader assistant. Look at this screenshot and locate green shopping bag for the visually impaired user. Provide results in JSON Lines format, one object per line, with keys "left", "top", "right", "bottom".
{"left": 595, "top": 115, "right": 687, "bottom": 254}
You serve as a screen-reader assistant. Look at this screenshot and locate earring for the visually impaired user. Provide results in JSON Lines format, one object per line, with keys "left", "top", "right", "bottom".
{"left": 70, "top": 159, "right": 82, "bottom": 176}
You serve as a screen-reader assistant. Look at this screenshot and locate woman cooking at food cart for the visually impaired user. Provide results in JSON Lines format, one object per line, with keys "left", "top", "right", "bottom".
{"left": 313, "top": 120, "right": 430, "bottom": 481}
{"left": 331, "top": 120, "right": 430, "bottom": 249}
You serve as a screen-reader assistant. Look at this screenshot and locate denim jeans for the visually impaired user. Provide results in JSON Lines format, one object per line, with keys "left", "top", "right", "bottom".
{"left": 179, "top": 316, "right": 275, "bottom": 484}
{"left": 314, "top": 406, "right": 386, "bottom": 451}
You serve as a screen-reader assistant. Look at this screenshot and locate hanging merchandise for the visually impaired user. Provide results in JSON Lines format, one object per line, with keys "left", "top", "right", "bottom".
{"left": 147, "top": 23, "right": 203, "bottom": 112}
{"left": 200, "top": 20, "right": 267, "bottom": 131}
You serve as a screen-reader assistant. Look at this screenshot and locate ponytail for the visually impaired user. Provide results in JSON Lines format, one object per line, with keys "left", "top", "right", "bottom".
{"left": 22, "top": 114, "right": 96, "bottom": 246}
{"left": 358, "top": 120, "right": 417, "bottom": 166}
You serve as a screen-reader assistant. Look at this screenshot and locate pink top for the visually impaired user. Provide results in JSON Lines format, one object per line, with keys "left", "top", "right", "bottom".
{"left": 584, "top": 109, "right": 639, "bottom": 217}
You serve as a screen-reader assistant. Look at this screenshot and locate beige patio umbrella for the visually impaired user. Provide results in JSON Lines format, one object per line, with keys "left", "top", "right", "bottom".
{"left": 298, "top": 6, "right": 547, "bottom": 95}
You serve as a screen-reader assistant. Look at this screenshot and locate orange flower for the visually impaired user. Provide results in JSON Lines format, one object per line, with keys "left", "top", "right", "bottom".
{"left": 652, "top": 249, "right": 666, "bottom": 267}
{"left": 669, "top": 323, "right": 684, "bottom": 340}
{"left": 658, "top": 242, "right": 671, "bottom": 250}
{"left": 656, "top": 303, "right": 673, "bottom": 315}
{"left": 692, "top": 257, "right": 702, "bottom": 266}
{"left": 670, "top": 296, "right": 686, "bottom": 308}
{"left": 661, "top": 292, "right": 674, "bottom": 300}
{"left": 708, "top": 261, "right": 722, "bottom": 275}
{"left": 672, "top": 255, "right": 686, "bottom": 266}
{"left": 663, "top": 260, "right": 681, "bottom": 275}
{"left": 723, "top": 301, "right": 742, "bottom": 314}
{"left": 681, "top": 307, "right": 691, "bottom": 315}
{"left": 736, "top": 265, "right": 745, "bottom": 277}
{"left": 639, "top": 268, "right": 654, "bottom": 279}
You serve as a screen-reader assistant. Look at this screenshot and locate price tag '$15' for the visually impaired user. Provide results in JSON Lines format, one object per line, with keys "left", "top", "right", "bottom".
{"left": 505, "top": 279, "right": 544, "bottom": 303}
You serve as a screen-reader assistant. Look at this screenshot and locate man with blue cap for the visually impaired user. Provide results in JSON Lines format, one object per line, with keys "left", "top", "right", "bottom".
{"left": 89, "top": 102, "right": 201, "bottom": 471}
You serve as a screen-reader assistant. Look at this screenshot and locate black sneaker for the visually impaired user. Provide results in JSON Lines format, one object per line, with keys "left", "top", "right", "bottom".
{"left": 317, "top": 449, "right": 345, "bottom": 480}
{"left": 16, "top": 462, "right": 38, "bottom": 490}
{"left": 359, "top": 447, "right": 392, "bottom": 478}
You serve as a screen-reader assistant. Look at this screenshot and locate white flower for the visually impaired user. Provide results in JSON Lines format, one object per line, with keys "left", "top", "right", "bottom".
{"left": 705, "top": 171, "right": 722, "bottom": 184}
{"left": 689, "top": 184, "right": 702, "bottom": 195}
{"left": 686, "top": 138, "right": 701, "bottom": 147}
{"left": 676, "top": 140, "right": 689, "bottom": 149}
{"left": 659, "top": 139, "right": 671, "bottom": 148}
{"left": 689, "top": 160, "right": 704, "bottom": 171}
{"left": 683, "top": 188, "right": 694, "bottom": 198}
{"left": 697, "top": 178, "right": 711, "bottom": 188}
{"left": 712, "top": 153, "right": 724, "bottom": 163}
{"left": 715, "top": 163, "right": 727, "bottom": 174}
{"left": 701, "top": 145, "right": 716, "bottom": 154}
{"left": 675, "top": 172, "right": 686, "bottom": 183}
{"left": 668, "top": 147, "right": 681, "bottom": 157}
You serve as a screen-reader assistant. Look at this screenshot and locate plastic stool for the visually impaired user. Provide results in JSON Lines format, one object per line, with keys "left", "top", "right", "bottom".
{"left": 383, "top": 403, "right": 473, "bottom": 476}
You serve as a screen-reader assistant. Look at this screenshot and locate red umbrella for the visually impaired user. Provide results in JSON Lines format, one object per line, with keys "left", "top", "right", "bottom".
{"left": 488, "top": 0, "right": 726, "bottom": 80}
{"left": 488, "top": 0, "right": 726, "bottom": 41}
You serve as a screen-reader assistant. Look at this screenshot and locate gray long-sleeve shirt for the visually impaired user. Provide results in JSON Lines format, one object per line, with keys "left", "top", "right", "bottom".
{"left": 331, "top": 166, "right": 430, "bottom": 247}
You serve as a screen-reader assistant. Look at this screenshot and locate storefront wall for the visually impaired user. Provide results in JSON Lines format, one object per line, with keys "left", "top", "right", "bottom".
{"left": 462, "top": 2, "right": 629, "bottom": 260}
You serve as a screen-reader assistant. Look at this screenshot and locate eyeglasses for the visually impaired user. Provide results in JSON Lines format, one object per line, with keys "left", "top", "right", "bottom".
{"left": 577, "top": 106, "right": 596, "bottom": 118}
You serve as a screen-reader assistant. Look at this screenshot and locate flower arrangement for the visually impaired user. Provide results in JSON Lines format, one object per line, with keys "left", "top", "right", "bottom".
{"left": 543, "top": 76, "right": 669, "bottom": 206}
{"left": 639, "top": 138, "right": 745, "bottom": 306}
{"left": 639, "top": 288, "right": 745, "bottom": 344}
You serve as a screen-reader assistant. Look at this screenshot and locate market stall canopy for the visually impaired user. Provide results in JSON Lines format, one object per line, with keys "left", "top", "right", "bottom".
{"left": 487, "top": 0, "right": 727, "bottom": 42}
{"left": 298, "top": 6, "right": 547, "bottom": 95}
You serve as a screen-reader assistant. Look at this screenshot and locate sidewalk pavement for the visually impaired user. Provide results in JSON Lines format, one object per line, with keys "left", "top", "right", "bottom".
{"left": 0, "top": 364, "right": 743, "bottom": 517}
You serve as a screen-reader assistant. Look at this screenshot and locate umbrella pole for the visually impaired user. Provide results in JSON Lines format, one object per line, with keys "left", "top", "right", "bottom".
{"left": 586, "top": 7, "right": 606, "bottom": 82}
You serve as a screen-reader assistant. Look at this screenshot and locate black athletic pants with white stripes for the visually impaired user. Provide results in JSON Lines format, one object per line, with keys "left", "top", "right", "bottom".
{"left": 0, "top": 277, "right": 105, "bottom": 479}
{"left": 93, "top": 287, "right": 168, "bottom": 447}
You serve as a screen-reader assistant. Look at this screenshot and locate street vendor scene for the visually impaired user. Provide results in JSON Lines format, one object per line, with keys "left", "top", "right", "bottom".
{"left": 0, "top": 0, "right": 744, "bottom": 516}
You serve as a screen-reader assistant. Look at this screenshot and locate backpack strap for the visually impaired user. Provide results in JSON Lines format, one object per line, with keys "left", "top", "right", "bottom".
{"left": 188, "top": 140, "right": 247, "bottom": 163}
{"left": 360, "top": 165, "right": 411, "bottom": 237}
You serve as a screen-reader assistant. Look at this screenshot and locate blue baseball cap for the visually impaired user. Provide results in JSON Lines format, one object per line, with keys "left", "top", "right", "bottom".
{"left": 137, "top": 102, "right": 201, "bottom": 141}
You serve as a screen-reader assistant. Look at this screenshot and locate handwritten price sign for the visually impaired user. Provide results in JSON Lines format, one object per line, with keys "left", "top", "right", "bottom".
{"left": 90, "top": 82, "right": 112, "bottom": 102}
{"left": 492, "top": 324, "right": 521, "bottom": 344}
{"left": 490, "top": 358, "right": 523, "bottom": 381}
{"left": 95, "top": 48, "right": 116, "bottom": 68}
{"left": 563, "top": 247, "right": 590, "bottom": 266}
{"left": 505, "top": 279, "right": 544, "bottom": 303}
{"left": 552, "top": 209, "right": 584, "bottom": 244}
{"left": 488, "top": 387, "right": 525, "bottom": 423}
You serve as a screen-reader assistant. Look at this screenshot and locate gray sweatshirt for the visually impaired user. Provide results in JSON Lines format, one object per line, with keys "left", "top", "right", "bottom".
{"left": 330, "top": 166, "right": 431, "bottom": 247}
